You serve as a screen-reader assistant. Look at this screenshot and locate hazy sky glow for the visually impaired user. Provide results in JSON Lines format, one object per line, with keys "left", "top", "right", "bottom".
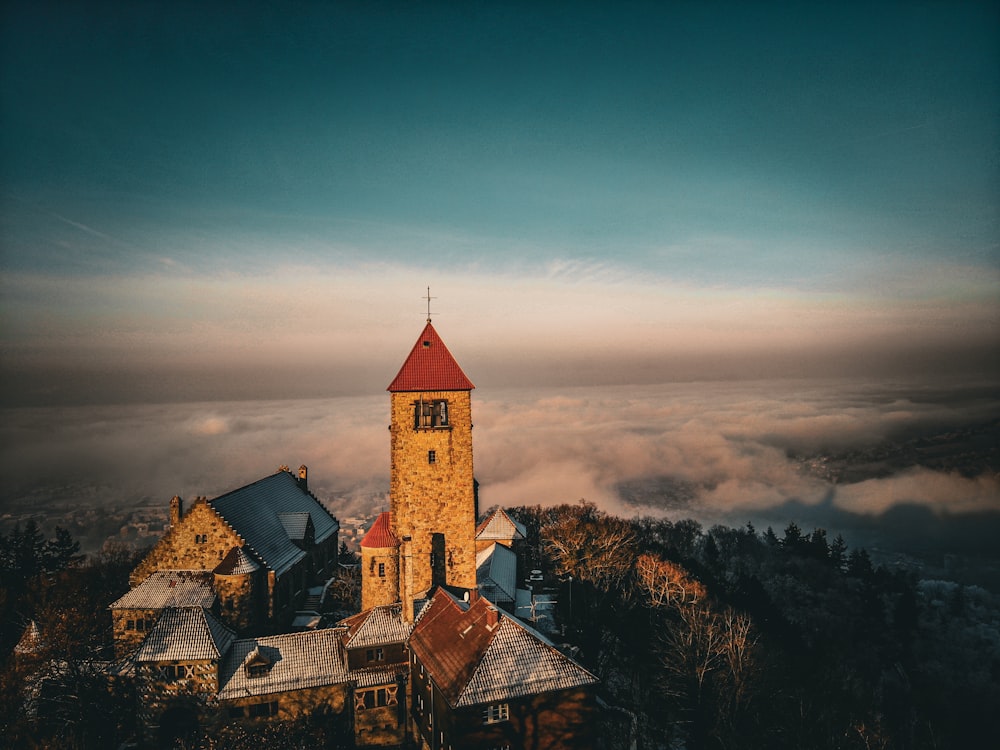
{"left": 1, "top": 1, "right": 997, "bottom": 406}
{"left": 1, "top": 2, "right": 999, "bottom": 553}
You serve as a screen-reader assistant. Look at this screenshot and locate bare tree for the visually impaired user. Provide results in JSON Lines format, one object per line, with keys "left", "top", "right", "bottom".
{"left": 634, "top": 553, "right": 707, "bottom": 608}
{"left": 541, "top": 501, "right": 636, "bottom": 591}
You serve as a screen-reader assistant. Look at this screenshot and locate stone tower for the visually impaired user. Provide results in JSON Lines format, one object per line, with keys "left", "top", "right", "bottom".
{"left": 360, "top": 511, "right": 400, "bottom": 611}
{"left": 387, "top": 320, "right": 477, "bottom": 607}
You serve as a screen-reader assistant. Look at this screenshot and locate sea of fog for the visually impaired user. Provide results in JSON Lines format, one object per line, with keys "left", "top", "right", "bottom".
{"left": 1, "top": 377, "right": 998, "bottom": 574}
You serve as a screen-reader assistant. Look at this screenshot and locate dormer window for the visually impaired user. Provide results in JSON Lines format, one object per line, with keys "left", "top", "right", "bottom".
{"left": 415, "top": 399, "right": 448, "bottom": 429}
{"left": 244, "top": 647, "right": 271, "bottom": 679}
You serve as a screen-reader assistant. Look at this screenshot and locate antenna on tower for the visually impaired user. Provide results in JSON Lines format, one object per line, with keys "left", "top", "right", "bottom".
{"left": 424, "top": 286, "right": 437, "bottom": 322}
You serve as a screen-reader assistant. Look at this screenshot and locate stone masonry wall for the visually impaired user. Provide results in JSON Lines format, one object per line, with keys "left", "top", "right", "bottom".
{"left": 389, "top": 390, "right": 476, "bottom": 595}
{"left": 130, "top": 499, "right": 244, "bottom": 587}
{"left": 361, "top": 546, "right": 400, "bottom": 611}
{"left": 213, "top": 571, "right": 259, "bottom": 633}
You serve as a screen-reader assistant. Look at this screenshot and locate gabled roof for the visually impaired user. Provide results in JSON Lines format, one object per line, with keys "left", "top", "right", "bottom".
{"left": 217, "top": 628, "right": 349, "bottom": 700}
{"left": 360, "top": 511, "right": 399, "bottom": 549}
{"left": 409, "top": 589, "right": 597, "bottom": 708}
{"left": 109, "top": 570, "right": 216, "bottom": 610}
{"left": 475, "top": 507, "right": 527, "bottom": 542}
{"left": 135, "top": 607, "right": 236, "bottom": 663}
{"left": 459, "top": 615, "right": 597, "bottom": 706}
{"left": 210, "top": 471, "right": 339, "bottom": 576}
{"left": 476, "top": 542, "right": 518, "bottom": 605}
{"left": 387, "top": 321, "right": 474, "bottom": 392}
{"left": 339, "top": 603, "right": 412, "bottom": 649}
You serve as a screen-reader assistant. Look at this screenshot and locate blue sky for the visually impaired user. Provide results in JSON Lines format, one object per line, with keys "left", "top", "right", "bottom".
{"left": 1, "top": 1, "right": 998, "bottom": 404}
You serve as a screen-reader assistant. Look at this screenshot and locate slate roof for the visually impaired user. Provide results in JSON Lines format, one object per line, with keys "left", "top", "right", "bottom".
{"left": 476, "top": 543, "right": 518, "bottom": 605}
{"left": 109, "top": 570, "right": 216, "bottom": 610}
{"left": 387, "top": 321, "right": 474, "bottom": 392}
{"left": 135, "top": 607, "right": 236, "bottom": 663}
{"left": 409, "top": 589, "right": 597, "bottom": 708}
{"left": 214, "top": 546, "right": 261, "bottom": 576}
{"left": 277, "top": 512, "right": 312, "bottom": 541}
{"left": 475, "top": 508, "right": 527, "bottom": 542}
{"left": 360, "top": 511, "right": 399, "bottom": 549}
{"left": 209, "top": 471, "right": 339, "bottom": 576}
{"left": 340, "top": 603, "right": 412, "bottom": 649}
{"left": 217, "top": 628, "right": 349, "bottom": 700}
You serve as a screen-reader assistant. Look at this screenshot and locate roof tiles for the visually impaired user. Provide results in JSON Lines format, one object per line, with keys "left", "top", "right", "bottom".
{"left": 340, "top": 603, "right": 412, "bottom": 649}
{"left": 476, "top": 542, "right": 518, "bottom": 605}
{"left": 387, "top": 322, "right": 474, "bottom": 392}
{"left": 409, "top": 589, "right": 596, "bottom": 708}
{"left": 210, "top": 471, "right": 339, "bottom": 576}
{"left": 109, "top": 570, "right": 216, "bottom": 610}
{"left": 135, "top": 607, "right": 236, "bottom": 663}
{"left": 217, "top": 628, "right": 349, "bottom": 700}
{"left": 360, "top": 511, "right": 399, "bottom": 549}
{"left": 475, "top": 508, "right": 527, "bottom": 542}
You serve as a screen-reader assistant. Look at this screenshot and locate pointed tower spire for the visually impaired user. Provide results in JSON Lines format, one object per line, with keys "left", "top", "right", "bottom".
{"left": 387, "top": 321, "right": 474, "bottom": 392}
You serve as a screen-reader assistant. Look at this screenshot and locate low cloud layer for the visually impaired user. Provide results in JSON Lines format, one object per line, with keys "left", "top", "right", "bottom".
{"left": 1, "top": 377, "right": 997, "bottom": 557}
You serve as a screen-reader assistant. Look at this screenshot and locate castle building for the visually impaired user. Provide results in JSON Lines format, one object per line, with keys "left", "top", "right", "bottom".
{"left": 106, "top": 315, "right": 599, "bottom": 749}
{"left": 127, "top": 467, "right": 340, "bottom": 633}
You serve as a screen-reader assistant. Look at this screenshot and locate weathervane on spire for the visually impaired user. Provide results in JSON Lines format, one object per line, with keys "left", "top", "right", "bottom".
{"left": 424, "top": 286, "right": 437, "bottom": 322}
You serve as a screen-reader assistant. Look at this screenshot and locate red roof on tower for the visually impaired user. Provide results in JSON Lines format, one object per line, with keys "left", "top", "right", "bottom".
{"left": 387, "top": 321, "right": 475, "bottom": 392}
{"left": 360, "top": 512, "right": 399, "bottom": 549}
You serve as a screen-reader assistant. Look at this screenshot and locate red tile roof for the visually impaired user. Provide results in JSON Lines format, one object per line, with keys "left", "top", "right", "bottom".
{"left": 360, "top": 511, "right": 399, "bottom": 549}
{"left": 386, "top": 322, "right": 474, "bottom": 392}
{"left": 409, "top": 588, "right": 597, "bottom": 707}
{"left": 408, "top": 590, "right": 494, "bottom": 706}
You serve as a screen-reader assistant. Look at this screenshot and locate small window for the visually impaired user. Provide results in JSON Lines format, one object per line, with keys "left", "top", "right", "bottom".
{"left": 366, "top": 648, "right": 384, "bottom": 662}
{"left": 248, "top": 701, "right": 279, "bottom": 718}
{"left": 125, "top": 619, "right": 135, "bottom": 630}
{"left": 355, "top": 686, "right": 396, "bottom": 711}
{"left": 483, "top": 703, "right": 509, "bottom": 724}
{"left": 428, "top": 450, "right": 436, "bottom": 464}
{"left": 136, "top": 619, "right": 145, "bottom": 632}
{"left": 378, "top": 562, "right": 386, "bottom": 577}
{"left": 227, "top": 706, "right": 245, "bottom": 719}
{"left": 161, "top": 664, "right": 192, "bottom": 682}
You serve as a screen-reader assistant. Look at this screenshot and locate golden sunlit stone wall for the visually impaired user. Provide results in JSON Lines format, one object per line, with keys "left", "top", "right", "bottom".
{"left": 110, "top": 607, "right": 160, "bottom": 659}
{"left": 389, "top": 390, "right": 477, "bottom": 595}
{"left": 130, "top": 498, "right": 242, "bottom": 587}
{"left": 361, "top": 544, "right": 400, "bottom": 611}
{"left": 213, "top": 570, "right": 260, "bottom": 633}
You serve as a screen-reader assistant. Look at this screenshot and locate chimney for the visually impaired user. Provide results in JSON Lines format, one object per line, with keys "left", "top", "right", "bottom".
{"left": 467, "top": 587, "right": 479, "bottom": 604}
{"left": 169, "top": 496, "right": 184, "bottom": 528}
{"left": 297, "top": 465, "right": 308, "bottom": 491}
{"left": 485, "top": 604, "right": 499, "bottom": 629}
